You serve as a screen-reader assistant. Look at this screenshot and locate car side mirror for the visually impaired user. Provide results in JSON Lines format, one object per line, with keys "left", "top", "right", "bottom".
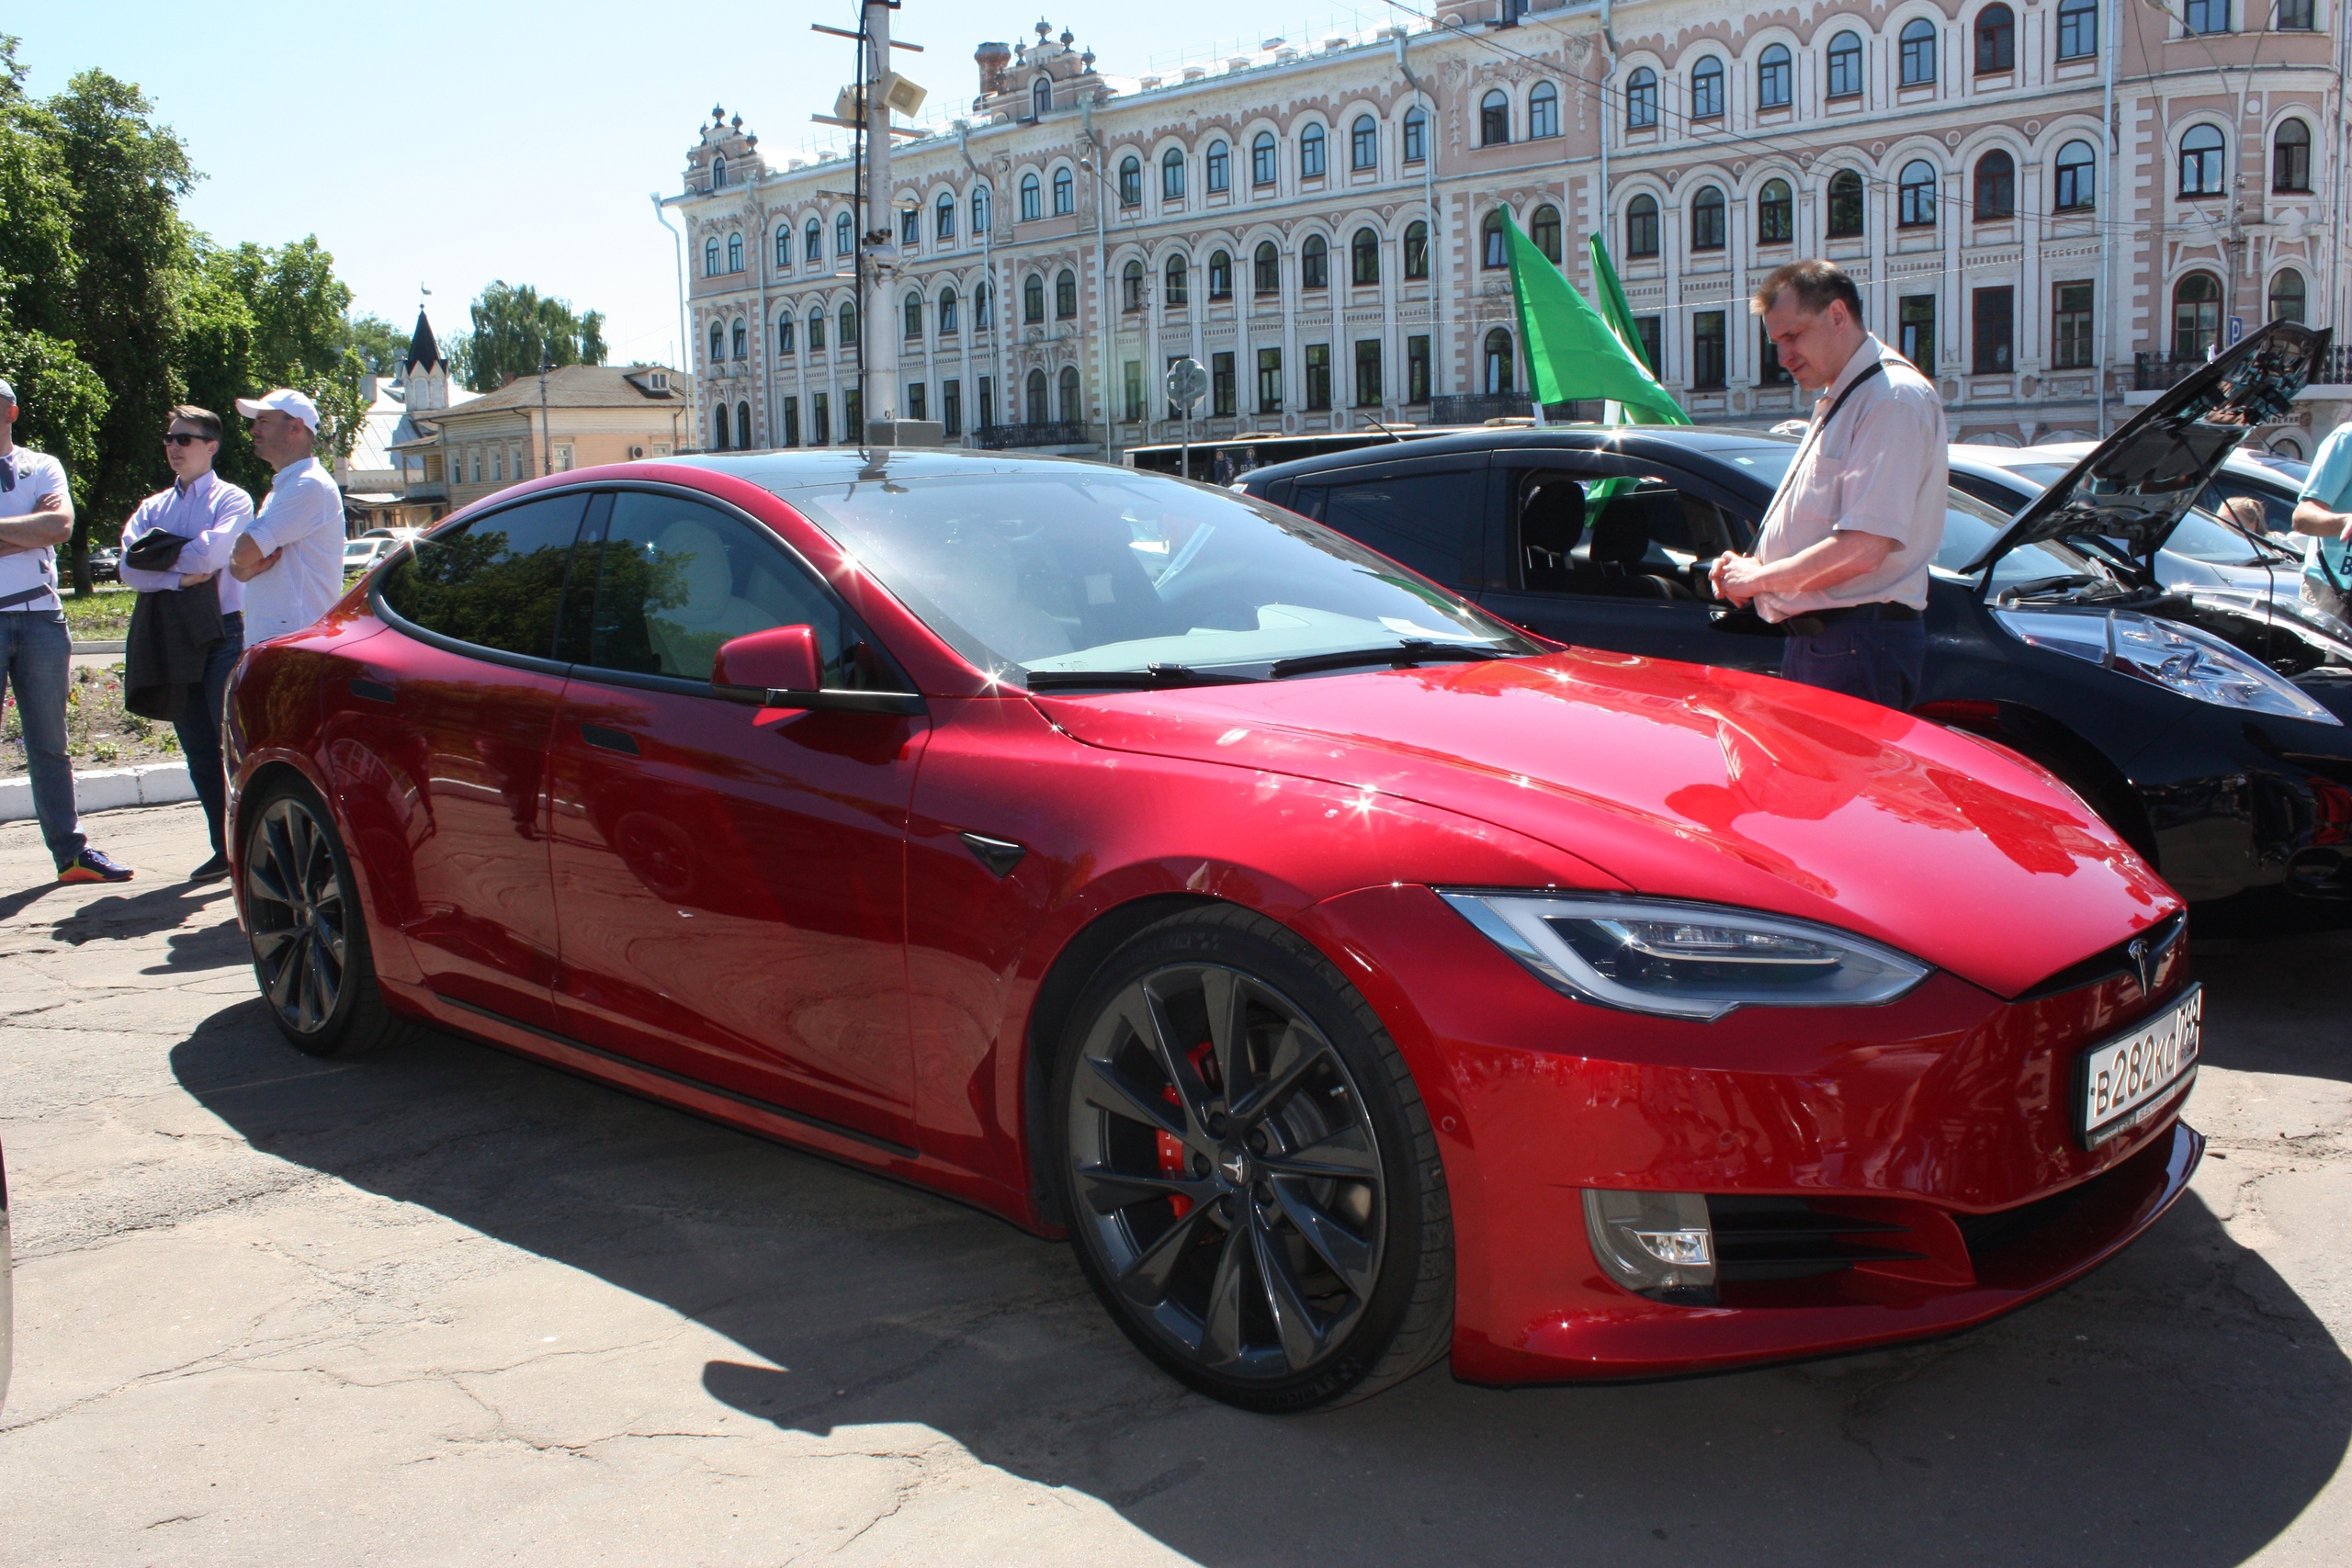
{"left": 714, "top": 625, "right": 822, "bottom": 703}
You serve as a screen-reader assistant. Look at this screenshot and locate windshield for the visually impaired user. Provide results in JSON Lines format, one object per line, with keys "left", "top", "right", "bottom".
{"left": 785, "top": 469, "right": 1538, "bottom": 679}
{"left": 1715, "top": 446, "right": 2105, "bottom": 592}
{"left": 2003, "top": 461, "right": 2274, "bottom": 567}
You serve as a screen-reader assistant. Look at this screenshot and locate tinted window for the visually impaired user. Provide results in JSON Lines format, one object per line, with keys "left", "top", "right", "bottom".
{"left": 579, "top": 492, "right": 859, "bottom": 684}
{"left": 2200, "top": 473, "right": 2300, "bottom": 536}
{"left": 379, "top": 493, "right": 587, "bottom": 658}
{"left": 1503, "top": 468, "right": 1740, "bottom": 597}
{"left": 1294, "top": 468, "right": 1484, "bottom": 585}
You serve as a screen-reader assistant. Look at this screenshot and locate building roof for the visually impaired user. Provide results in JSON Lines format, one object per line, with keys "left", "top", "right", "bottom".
{"left": 435, "top": 364, "right": 690, "bottom": 417}
{"left": 403, "top": 310, "right": 443, "bottom": 375}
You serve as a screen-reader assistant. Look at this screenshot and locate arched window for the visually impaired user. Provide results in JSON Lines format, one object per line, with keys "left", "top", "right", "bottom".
{"left": 1251, "top": 132, "right": 1278, "bottom": 186}
{"left": 2057, "top": 0, "right": 2098, "bottom": 58}
{"left": 899, "top": 207, "right": 921, "bottom": 250}
{"left": 1058, "top": 366, "right": 1082, "bottom": 423}
{"left": 1899, "top": 161, "right": 1939, "bottom": 227}
{"left": 1480, "top": 89, "right": 1510, "bottom": 146}
{"left": 1976, "top": 5, "right": 2016, "bottom": 73}
{"left": 1482, "top": 329, "right": 1514, "bottom": 394}
{"left": 1691, "top": 58, "right": 1724, "bottom": 119}
{"left": 972, "top": 185, "right": 991, "bottom": 233}
{"left": 808, "top": 308, "right": 825, "bottom": 351}
{"left": 2275, "top": 119, "right": 2312, "bottom": 193}
{"left": 703, "top": 237, "right": 719, "bottom": 276}
{"left": 1974, "top": 150, "right": 2016, "bottom": 219}
{"left": 712, "top": 405, "right": 729, "bottom": 449}
{"left": 1352, "top": 116, "right": 1378, "bottom": 170}
{"left": 1826, "top": 170, "right": 1865, "bottom": 237}
{"left": 1826, "top": 32, "right": 1862, "bottom": 98}
{"left": 1208, "top": 250, "right": 1233, "bottom": 298}
{"left": 839, "top": 301, "right": 858, "bottom": 345}
{"left": 2172, "top": 272, "right": 2222, "bottom": 358}
{"left": 2054, "top": 141, "right": 2097, "bottom": 210}
{"left": 727, "top": 232, "right": 742, "bottom": 273}
{"left": 1055, "top": 268, "right": 1076, "bottom": 318}
{"left": 903, "top": 290, "right": 922, "bottom": 339}
{"left": 1403, "top": 107, "right": 1429, "bottom": 163}
{"left": 778, "top": 316, "right": 794, "bottom": 355}
{"left": 1690, "top": 186, "right": 1726, "bottom": 251}
{"left": 1481, "top": 208, "right": 1509, "bottom": 269}
{"left": 775, "top": 227, "right": 791, "bottom": 268}
{"left": 1025, "top": 367, "right": 1049, "bottom": 423}
{"left": 1531, "top": 204, "right": 1562, "bottom": 264}
{"left": 1019, "top": 172, "right": 1042, "bottom": 220}
{"left": 974, "top": 281, "right": 992, "bottom": 329}
{"left": 1123, "top": 258, "right": 1145, "bottom": 311}
{"left": 805, "top": 220, "right": 821, "bottom": 263}
{"left": 1023, "top": 274, "right": 1045, "bottom": 323}
{"left": 1626, "top": 194, "right": 1661, "bottom": 256}
{"left": 2180, "top": 125, "right": 2226, "bottom": 195}
{"left": 1032, "top": 76, "right": 1052, "bottom": 118}
{"left": 1900, "top": 20, "right": 1936, "bottom": 85}
{"left": 1300, "top": 123, "right": 1326, "bottom": 178}
{"left": 938, "top": 286, "right": 959, "bottom": 333}
{"left": 1206, "top": 140, "right": 1230, "bottom": 191}
{"left": 936, "top": 193, "right": 956, "bottom": 240}
{"left": 707, "top": 321, "right": 723, "bottom": 363}
{"left": 1052, "top": 166, "right": 1074, "bottom": 214}
{"left": 1351, "top": 227, "right": 1381, "bottom": 286}
{"left": 1758, "top": 45, "right": 1792, "bottom": 109}
{"left": 730, "top": 319, "right": 746, "bottom": 357}
{"left": 1162, "top": 147, "right": 1186, "bottom": 199}
{"left": 1300, "top": 233, "right": 1329, "bottom": 289}
{"left": 710, "top": 155, "right": 726, "bottom": 190}
{"left": 836, "top": 212, "right": 854, "bottom": 254}
{"left": 2269, "top": 268, "right": 2307, "bottom": 324}
{"left": 1117, "top": 155, "right": 1141, "bottom": 207}
{"left": 1758, "top": 179, "right": 1793, "bottom": 243}
{"left": 1254, "top": 241, "right": 1280, "bottom": 294}
{"left": 1626, "top": 68, "right": 1657, "bottom": 130}
{"left": 1530, "top": 82, "right": 1559, "bottom": 139}
{"left": 1165, "top": 254, "right": 1189, "bottom": 306}
{"left": 737, "top": 401, "right": 752, "bottom": 450}
{"left": 1404, "top": 221, "right": 1430, "bottom": 279}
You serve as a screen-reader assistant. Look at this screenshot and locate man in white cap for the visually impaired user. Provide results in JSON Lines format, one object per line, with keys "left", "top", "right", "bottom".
{"left": 0, "top": 378, "right": 134, "bottom": 883}
{"left": 230, "top": 389, "right": 346, "bottom": 644}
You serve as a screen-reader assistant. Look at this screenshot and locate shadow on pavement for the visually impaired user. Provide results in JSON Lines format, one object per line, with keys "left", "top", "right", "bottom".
{"left": 48, "top": 878, "right": 232, "bottom": 948}
{"left": 175, "top": 1002, "right": 2350, "bottom": 1568}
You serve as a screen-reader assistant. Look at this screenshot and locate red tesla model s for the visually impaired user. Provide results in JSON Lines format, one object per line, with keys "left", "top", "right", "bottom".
{"left": 225, "top": 451, "right": 2199, "bottom": 1411}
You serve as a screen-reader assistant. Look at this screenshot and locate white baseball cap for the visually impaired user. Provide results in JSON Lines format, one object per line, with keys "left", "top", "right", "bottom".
{"left": 235, "top": 388, "right": 320, "bottom": 430}
{"left": 0, "top": 379, "right": 15, "bottom": 405}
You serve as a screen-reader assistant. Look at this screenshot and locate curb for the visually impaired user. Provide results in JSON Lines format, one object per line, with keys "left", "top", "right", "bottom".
{"left": 0, "top": 761, "right": 198, "bottom": 824}
{"left": 71, "top": 639, "right": 128, "bottom": 655}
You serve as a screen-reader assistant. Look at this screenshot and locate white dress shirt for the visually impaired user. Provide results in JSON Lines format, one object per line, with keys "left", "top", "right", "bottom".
{"left": 119, "top": 468, "right": 255, "bottom": 614}
{"left": 0, "top": 447, "right": 71, "bottom": 612}
{"left": 240, "top": 457, "right": 347, "bottom": 644}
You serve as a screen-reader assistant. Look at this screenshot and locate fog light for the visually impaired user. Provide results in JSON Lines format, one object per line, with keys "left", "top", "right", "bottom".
{"left": 1584, "top": 1189, "right": 1717, "bottom": 1302}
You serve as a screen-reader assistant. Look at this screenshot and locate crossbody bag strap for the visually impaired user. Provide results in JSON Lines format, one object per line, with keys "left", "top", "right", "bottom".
{"left": 1765, "top": 359, "right": 1887, "bottom": 524}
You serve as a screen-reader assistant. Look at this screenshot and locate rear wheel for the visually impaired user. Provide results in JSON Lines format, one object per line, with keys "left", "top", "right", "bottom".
{"left": 239, "top": 779, "right": 413, "bottom": 1057}
{"left": 1053, "top": 906, "right": 1452, "bottom": 1411}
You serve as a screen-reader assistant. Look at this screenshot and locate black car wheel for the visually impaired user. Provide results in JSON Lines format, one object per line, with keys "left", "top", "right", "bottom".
{"left": 1054, "top": 906, "right": 1452, "bottom": 1411}
{"left": 239, "top": 779, "right": 413, "bottom": 1057}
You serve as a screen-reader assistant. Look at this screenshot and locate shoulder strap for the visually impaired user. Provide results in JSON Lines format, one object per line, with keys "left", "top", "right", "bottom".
{"left": 1774, "top": 360, "right": 1889, "bottom": 502}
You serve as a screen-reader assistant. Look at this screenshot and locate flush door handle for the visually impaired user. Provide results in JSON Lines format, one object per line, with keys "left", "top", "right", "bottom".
{"left": 580, "top": 724, "right": 639, "bottom": 756}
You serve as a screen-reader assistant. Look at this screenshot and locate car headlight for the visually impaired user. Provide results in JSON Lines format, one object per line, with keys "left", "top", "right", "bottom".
{"left": 1438, "top": 892, "right": 1930, "bottom": 1021}
{"left": 1992, "top": 607, "right": 2341, "bottom": 725}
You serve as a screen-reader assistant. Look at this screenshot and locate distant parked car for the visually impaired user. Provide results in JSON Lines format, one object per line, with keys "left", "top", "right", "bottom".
{"left": 87, "top": 547, "right": 119, "bottom": 584}
{"left": 343, "top": 536, "right": 395, "bottom": 576}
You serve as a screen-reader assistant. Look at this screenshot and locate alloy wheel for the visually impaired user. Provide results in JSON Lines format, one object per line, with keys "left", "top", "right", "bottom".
{"left": 1067, "top": 963, "right": 1385, "bottom": 1381}
{"left": 243, "top": 795, "right": 348, "bottom": 1035}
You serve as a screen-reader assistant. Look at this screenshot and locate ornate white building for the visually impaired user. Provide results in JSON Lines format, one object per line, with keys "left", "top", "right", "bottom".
{"left": 666, "top": 2, "right": 2346, "bottom": 458}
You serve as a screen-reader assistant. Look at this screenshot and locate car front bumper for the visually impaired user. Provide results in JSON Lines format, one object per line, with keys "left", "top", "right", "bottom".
{"left": 1299, "top": 884, "right": 2202, "bottom": 1385}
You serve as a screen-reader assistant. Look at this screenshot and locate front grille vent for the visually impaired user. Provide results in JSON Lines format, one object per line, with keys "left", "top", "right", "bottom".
{"left": 1951, "top": 1184, "right": 2086, "bottom": 1264}
{"left": 2015, "top": 910, "right": 2186, "bottom": 1001}
{"left": 1706, "top": 1196, "right": 1928, "bottom": 1283}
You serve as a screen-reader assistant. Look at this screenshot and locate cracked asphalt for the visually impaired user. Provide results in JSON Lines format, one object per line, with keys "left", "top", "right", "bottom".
{"left": 1, "top": 802, "right": 2347, "bottom": 1566}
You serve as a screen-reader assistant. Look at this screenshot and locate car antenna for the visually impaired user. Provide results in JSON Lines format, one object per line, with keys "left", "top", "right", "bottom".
{"left": 1361, "top": 414, "right": 1405, "bottom": 445}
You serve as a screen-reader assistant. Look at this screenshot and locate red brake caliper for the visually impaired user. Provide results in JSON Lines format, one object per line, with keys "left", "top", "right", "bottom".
{"left": 1158, "top": 1040, "right": 1221, "bottom": 1219}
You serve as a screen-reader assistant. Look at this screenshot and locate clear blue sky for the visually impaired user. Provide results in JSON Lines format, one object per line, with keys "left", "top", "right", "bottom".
{"left": 15, "top": 2, "right": 1396, "bottom": 372}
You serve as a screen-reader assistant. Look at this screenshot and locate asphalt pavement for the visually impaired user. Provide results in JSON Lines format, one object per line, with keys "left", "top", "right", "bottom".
{"left": 0, "top": 802, "right": 2346, "bottom": 1566}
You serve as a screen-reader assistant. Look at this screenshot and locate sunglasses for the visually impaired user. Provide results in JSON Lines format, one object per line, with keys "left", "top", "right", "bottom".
{"left": 163, "top": 432, "right": 215, "bottom": 447}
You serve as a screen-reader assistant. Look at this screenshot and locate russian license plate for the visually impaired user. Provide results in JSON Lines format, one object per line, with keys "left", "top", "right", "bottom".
{"left": 2078, "top": 984, "right": 2201, "bottom": 1148}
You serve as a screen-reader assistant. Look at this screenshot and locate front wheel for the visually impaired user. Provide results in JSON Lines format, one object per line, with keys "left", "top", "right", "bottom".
{"left": 238, "top": 778, "right": 414, "bottom": 1057}
{"left": 1053, "top": 906, "right": 1453, "bottom": 1412}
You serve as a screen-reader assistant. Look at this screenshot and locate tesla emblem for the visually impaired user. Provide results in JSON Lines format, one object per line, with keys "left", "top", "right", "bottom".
{"left": 2128, "top": 936, "right": 2155, "bottom": 998}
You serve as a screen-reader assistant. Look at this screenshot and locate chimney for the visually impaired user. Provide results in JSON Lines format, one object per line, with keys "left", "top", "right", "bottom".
{"left": 975, "top": 40, "right": 1012, "bottom": 98}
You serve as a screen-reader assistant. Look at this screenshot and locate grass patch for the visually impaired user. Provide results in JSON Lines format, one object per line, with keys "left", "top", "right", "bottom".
{"left": 1, "top": 660, "right": 185, "bottom": 775}
{"left": 61, "top": 587, "right": 137, "bottom": 642}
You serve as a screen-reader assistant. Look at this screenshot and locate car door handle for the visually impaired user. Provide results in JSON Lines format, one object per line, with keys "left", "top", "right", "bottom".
{"left": 348, "top": 676, "right": 397, "bottom": 705}
{"left": 580, "top": 724, "right": 639, "bottom": 756}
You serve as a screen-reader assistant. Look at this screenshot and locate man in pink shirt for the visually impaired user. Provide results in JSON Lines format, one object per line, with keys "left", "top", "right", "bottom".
{"left": 119, "top": 405, "right": 254, "bottom": 880}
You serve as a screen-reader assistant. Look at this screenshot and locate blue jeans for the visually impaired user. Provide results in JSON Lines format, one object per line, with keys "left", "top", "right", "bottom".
{"left": 176, "top": 611, "right": 243, "bottom": 855}
{"left": 1781, "top": 618, "right": 1927, "bottom": 710}
{"left": 1, "top": 607, "right": 85, "bottom": 866}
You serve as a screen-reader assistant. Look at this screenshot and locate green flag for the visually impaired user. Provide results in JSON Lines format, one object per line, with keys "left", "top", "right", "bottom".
{"left": 1500, "top": 212, "right": 1688, "bottom": 426}
{"left": 1585, "top": 234, "right": 1690, "bottom": 426}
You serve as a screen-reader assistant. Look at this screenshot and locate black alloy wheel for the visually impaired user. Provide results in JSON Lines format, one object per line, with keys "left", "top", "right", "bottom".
{"left": 1056, "top": 906, "right": 1452, "bottom": 1411}
{"left": 239, "top": 780, "right": 413, "bottom": 1057}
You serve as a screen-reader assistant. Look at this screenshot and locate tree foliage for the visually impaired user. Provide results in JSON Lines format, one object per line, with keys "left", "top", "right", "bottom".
{"left": 452, "top": 280, "right": 608, "bottom": 392}
{"left": 345, "top": 312, "right": 407, "bottom": 377}
{"left": 0, "top": 35, "right": 107, "bottom": 491}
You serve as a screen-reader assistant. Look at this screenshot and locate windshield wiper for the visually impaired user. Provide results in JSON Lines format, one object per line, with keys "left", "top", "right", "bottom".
{"left": 1996, "top": 574, "right": 2101, "bottom": 604}
{"left": 1022, "top": 663, "right": 1263, "bottom": 691}
{"left": 1267, "top": 640, "right": 1511, "bottom": 680}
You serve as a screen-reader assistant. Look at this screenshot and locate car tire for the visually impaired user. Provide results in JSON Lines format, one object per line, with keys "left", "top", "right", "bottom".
{"left": 238, "top": 776, "right": 415, "bottom": 1058}
{"left": 1052, "top": 904, "right": 1453, "bottom": 1412}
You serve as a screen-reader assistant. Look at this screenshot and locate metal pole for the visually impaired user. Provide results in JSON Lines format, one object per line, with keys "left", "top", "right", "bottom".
{"left": 2098, "top": 0, "right": 2116, "bottom": 435}
{"left": 538, "top": 357, "right": 552, "bottom": 474}
{"left": 650, "top": 193, "right": 689, "bottom": 380}
{"left": 863, "top": 0, "right": 899, "bottom": 441}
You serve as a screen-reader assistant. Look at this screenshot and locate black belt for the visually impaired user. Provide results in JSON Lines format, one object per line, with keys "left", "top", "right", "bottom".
{"left": 1783, "top": 602, "right": 1921, "bottom": 637}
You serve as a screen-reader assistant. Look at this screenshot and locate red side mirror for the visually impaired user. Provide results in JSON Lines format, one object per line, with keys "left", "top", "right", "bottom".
{"left": 713, "top": 624, "right": 822, "bottom": 695}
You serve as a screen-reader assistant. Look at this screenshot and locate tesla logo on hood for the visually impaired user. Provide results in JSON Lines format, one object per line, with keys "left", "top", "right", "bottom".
{"left": 2127, "top": 936, "right": 2154, "bottom": 998}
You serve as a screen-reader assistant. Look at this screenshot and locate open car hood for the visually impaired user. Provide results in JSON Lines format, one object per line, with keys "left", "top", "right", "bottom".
{"left": 1962, "top": 321, "right": 2331, "bottom": 574}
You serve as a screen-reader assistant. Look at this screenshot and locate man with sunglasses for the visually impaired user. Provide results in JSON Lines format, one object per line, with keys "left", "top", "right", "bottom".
{"left": 119, "top": 406, "right": 254, "bottom": 880}
{"left": 0, "top": 378, "right": 133, "bottom": 883}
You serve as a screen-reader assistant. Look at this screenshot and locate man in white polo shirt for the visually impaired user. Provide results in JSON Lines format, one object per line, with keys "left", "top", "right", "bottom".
{"left": 230, "top": 389, "right": 346, "bottom": 644}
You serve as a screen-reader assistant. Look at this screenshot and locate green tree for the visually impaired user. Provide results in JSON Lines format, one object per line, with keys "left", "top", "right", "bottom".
{"left": 455, "top": 280, "right": 608, "bottom": 392}
{"left": 0, "top": 38, "right": 107, "bottom": 507}
{"left": 179, "top": 238, "right": 370, "bottom": 496}
{"left": 344, "top": 312, "right": 406, "bottom": 376}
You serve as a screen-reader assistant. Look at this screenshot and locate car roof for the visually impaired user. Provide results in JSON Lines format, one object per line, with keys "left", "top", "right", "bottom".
{"left": 1966, "top": 440, "right": 2297, "bottom": 487}
{"left": 660, "top": 447, "right": 1138, "bottom": 499}
{"left": 1240, "top": 423, "right": 1801, "bottom": 486}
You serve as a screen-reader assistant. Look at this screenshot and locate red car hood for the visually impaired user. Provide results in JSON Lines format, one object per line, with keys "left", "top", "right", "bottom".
{"left": 1033, "top": 650, "right": 2178, "bottom": 998}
